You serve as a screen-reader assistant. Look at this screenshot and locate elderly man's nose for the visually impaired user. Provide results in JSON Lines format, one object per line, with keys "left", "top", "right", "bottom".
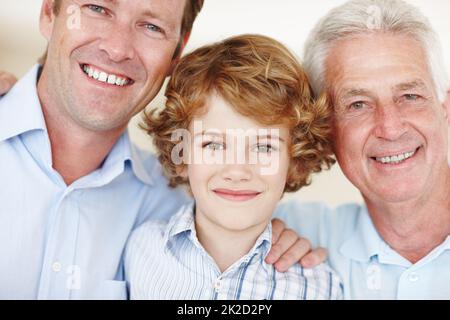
{"left": 373, "top": 105, "right": 408, "bottom": 140}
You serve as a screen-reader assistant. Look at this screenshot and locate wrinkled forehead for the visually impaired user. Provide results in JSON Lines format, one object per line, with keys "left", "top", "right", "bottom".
{"left": 325, "top": 33, "right": 434, "bottom": 97}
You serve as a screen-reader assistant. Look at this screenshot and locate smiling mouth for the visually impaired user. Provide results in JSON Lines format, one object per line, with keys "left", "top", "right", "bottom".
{"left": 371, "top": 147, "right": 421, "bottom": 165}
{"left": 213, "top": 189, "right": 262, "bottom": 202}
{"left": 80, "top": 64, "right": 134, "bottom": 87}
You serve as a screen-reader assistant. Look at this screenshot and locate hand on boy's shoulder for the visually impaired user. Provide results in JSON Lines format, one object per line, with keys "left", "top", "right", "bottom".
{"left": 0, "top": 71, "right": 17, "bottom": 96}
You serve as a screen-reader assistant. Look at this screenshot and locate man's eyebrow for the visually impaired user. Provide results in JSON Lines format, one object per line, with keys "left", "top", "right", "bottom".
{"left": 340, "top": 88, "right": 374, "bottom": 100}
{"left": 102, "top": 0, "right": 118, "bottom": 5}
{"left": 393, "top": 79, "right": 428, "bottom": 92}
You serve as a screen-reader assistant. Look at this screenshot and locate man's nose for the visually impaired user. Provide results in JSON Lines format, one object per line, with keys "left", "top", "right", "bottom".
{"left": 221, "top": 164, "right": 252, "bottom": 183}
{"left": 98, "top": 23, "right": 136, "bottom": 62}
{"left": 373, "top": 103, "right": 408, "bottom": 141}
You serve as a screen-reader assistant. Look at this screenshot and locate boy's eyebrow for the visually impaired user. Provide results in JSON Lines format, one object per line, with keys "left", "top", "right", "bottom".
{"left": 194, "top": 131, "right": 224, "bottom": 138}
{"left": 195, "top": 131, "right": 285, "bottom": 143}
{"left": 255, "top": 134, "right": 286, "bottom": 143}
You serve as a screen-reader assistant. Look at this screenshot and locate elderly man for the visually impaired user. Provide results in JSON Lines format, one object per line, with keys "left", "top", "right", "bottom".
{"left": 0, "top": 0, "right": 314, "bottom": 299}
{"left": 276, "top": 0, "right": 450, "bottom": 299}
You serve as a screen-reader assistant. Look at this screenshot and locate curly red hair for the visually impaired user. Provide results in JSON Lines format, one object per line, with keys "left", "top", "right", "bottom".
{"left": 143, "top": 34, "right": 335, "bottom": 192}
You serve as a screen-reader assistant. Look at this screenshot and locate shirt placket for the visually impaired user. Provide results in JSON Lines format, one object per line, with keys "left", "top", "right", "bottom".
{"left": 37, "top": 188, "right": 81, "bottom": 300}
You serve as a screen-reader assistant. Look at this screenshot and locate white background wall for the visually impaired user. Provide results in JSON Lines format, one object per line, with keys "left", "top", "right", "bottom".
{"left": 1, "top": 0, "right": 449, "bottom": 205}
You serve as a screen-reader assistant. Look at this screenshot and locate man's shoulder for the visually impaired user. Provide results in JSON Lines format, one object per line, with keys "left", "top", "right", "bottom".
{"left": 128, "top": 142, "right": 191, "bottom": 223}
{"left": 274, "top": 200, "right": 366, "bottom": 248}
{"left": 275, "top": 200, "right": 364, "bottom": 228}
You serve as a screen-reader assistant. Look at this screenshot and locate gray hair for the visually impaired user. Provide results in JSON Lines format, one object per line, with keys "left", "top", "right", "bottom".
{"left": 304, "top": 0, "right": 449, "bottom": 102}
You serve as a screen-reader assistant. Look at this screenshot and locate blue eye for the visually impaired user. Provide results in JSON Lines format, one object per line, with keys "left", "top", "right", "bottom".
{"left": 88, "top": 5, "right": 107, "bottom": 14}
{"left": 404, "top": 94, "right": 420, "bottom": 101}
{"left": 145, "top": 23, "right": 163, "bottom": 34}
{"left": 203, "top": 142, "right": 224, "bottom": 151}
{"left": 350, "top": 101, "right": 365, "bottom": 110}
{"left": 254, "top": 144, "right": 273, "bottom": 153}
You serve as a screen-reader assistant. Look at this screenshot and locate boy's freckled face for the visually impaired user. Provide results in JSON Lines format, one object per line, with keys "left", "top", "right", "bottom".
{"left": 185, "top": 94, "right": 290, "bottom": 232}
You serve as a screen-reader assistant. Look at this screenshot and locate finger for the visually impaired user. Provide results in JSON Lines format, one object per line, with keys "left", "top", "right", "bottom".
{"left": 270, "top": 218, "right": 286, "bottom": 244}
{"left": 272, "top": 237, "right": 312, "bottom": 272}
{"left": 265, "top": 228, "right": 298, "bottom": 264}
{"left": 300, "top": 247, "right": 328, "bottom": 269}
{"left": 0, "top": 73, "right": 17, "bottom": 95}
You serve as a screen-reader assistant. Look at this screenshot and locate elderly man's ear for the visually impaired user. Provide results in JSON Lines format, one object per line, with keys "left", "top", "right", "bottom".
{"left": 0, "top": 71, "right": 17, "bottom": 96}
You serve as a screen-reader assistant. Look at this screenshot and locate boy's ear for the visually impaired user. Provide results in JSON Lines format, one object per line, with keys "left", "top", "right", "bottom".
{"left": 40, "top": 0, "right": 57, "bottom": 41}
{"left": 176, "top": 166, "right": 188, "bottom": 179}
{"left": 167, "top": 32, "right": 191, "bottom": 76}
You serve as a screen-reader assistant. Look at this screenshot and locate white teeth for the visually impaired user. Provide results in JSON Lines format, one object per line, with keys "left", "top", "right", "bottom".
{"left": 375, "top": 150, "right": 416, "bottom": 165}
{"left": 98, "top": 72, "right": 108, "bottom": 82}
{"left": 107, "top": 74, "right": 116, "bottom": 84}
{"left": 82, "top": 65, "right": 130, "bottom": 87}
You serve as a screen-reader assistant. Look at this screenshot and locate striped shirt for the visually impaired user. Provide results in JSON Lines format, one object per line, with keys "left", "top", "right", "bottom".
{"left": 125, "top": 204, "right": 343, "bottom": 300}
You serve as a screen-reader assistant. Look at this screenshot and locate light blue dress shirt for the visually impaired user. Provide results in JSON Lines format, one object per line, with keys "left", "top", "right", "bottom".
{"left": 274, "top": 201, "right": 450, "bottom": 300}
{"left": 125, "top": 204, "right": 343, "bottom": 300}
{"left": 0, "top": 65, "right": 190, "bottom": 299}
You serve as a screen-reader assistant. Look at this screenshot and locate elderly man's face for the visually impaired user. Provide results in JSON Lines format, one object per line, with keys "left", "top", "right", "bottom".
{"left": 40, "top": 0, "right": 186, "bottom": 132}
{"left": 327, "top": 33, "right": 449, "bottom": 204}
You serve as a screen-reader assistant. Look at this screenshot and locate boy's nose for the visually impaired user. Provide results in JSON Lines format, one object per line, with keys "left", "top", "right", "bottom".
{"left": 221, "top": 164, "right": 252, "bottom": 183}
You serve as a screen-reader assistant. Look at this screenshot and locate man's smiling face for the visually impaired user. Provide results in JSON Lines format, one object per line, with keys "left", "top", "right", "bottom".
{"left": 327, "top": 33, "right": 450, "bottom": 204}
{"left": 40, "top": 0, "right": 187, "bottom": 132}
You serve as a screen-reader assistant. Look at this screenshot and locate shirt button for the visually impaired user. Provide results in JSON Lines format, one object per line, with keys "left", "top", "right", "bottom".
{"left": 52, "top": 262, "right": 62, "bottom": 273}
{"left": 214, "top": 279, "right": 222, "bottom": 291}
{"left": 408, "top": 272, "right": 419, "bottom": 282}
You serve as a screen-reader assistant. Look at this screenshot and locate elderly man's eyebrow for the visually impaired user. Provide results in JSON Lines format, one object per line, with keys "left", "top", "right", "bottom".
{"left": 393, "top": 79, "right": 428, "bottom": 91}
{"left": 340, "top": 88, "right": 375, "bottom": 100}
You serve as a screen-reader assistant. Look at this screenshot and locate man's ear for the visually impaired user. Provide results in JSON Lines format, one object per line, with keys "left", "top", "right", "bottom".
{"left": 40, "top": 0, "right": 57, "bottom": 41}
{"left": 167, "top": 32, "right": 191, "bottom": 76}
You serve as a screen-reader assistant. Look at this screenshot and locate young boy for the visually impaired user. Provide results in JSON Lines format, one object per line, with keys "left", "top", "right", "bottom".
{"left": 125, "top": 34, "right": 343, "bottom": 299}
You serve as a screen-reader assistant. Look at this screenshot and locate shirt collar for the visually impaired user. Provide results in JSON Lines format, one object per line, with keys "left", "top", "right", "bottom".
{"left": 340, "top": 205, "right": 450, "bottom": 265}
{"left": 0, "top": 64, "right": 154, "bottom": 186}
{"left": 340, "top": 205, "right": 386, "bottom": 262}
{"left": 163, "top": 203, "right": 273, "bottom": 262}
{"left": 97, "top": 130, "right": 154, "bottom": 186}
{"left": 0, "top": 65, "right": 46, "bottom": 142}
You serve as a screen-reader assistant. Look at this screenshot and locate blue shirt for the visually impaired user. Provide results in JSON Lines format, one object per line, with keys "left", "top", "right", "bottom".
{"left": 274, "top": 201, "right": 450, "bottom": 299}
{"left": 0, "top": 65, "right": 189, "bottom": 299}
{"left": 124, "top": 204, "right": 343, "bottom": 300}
